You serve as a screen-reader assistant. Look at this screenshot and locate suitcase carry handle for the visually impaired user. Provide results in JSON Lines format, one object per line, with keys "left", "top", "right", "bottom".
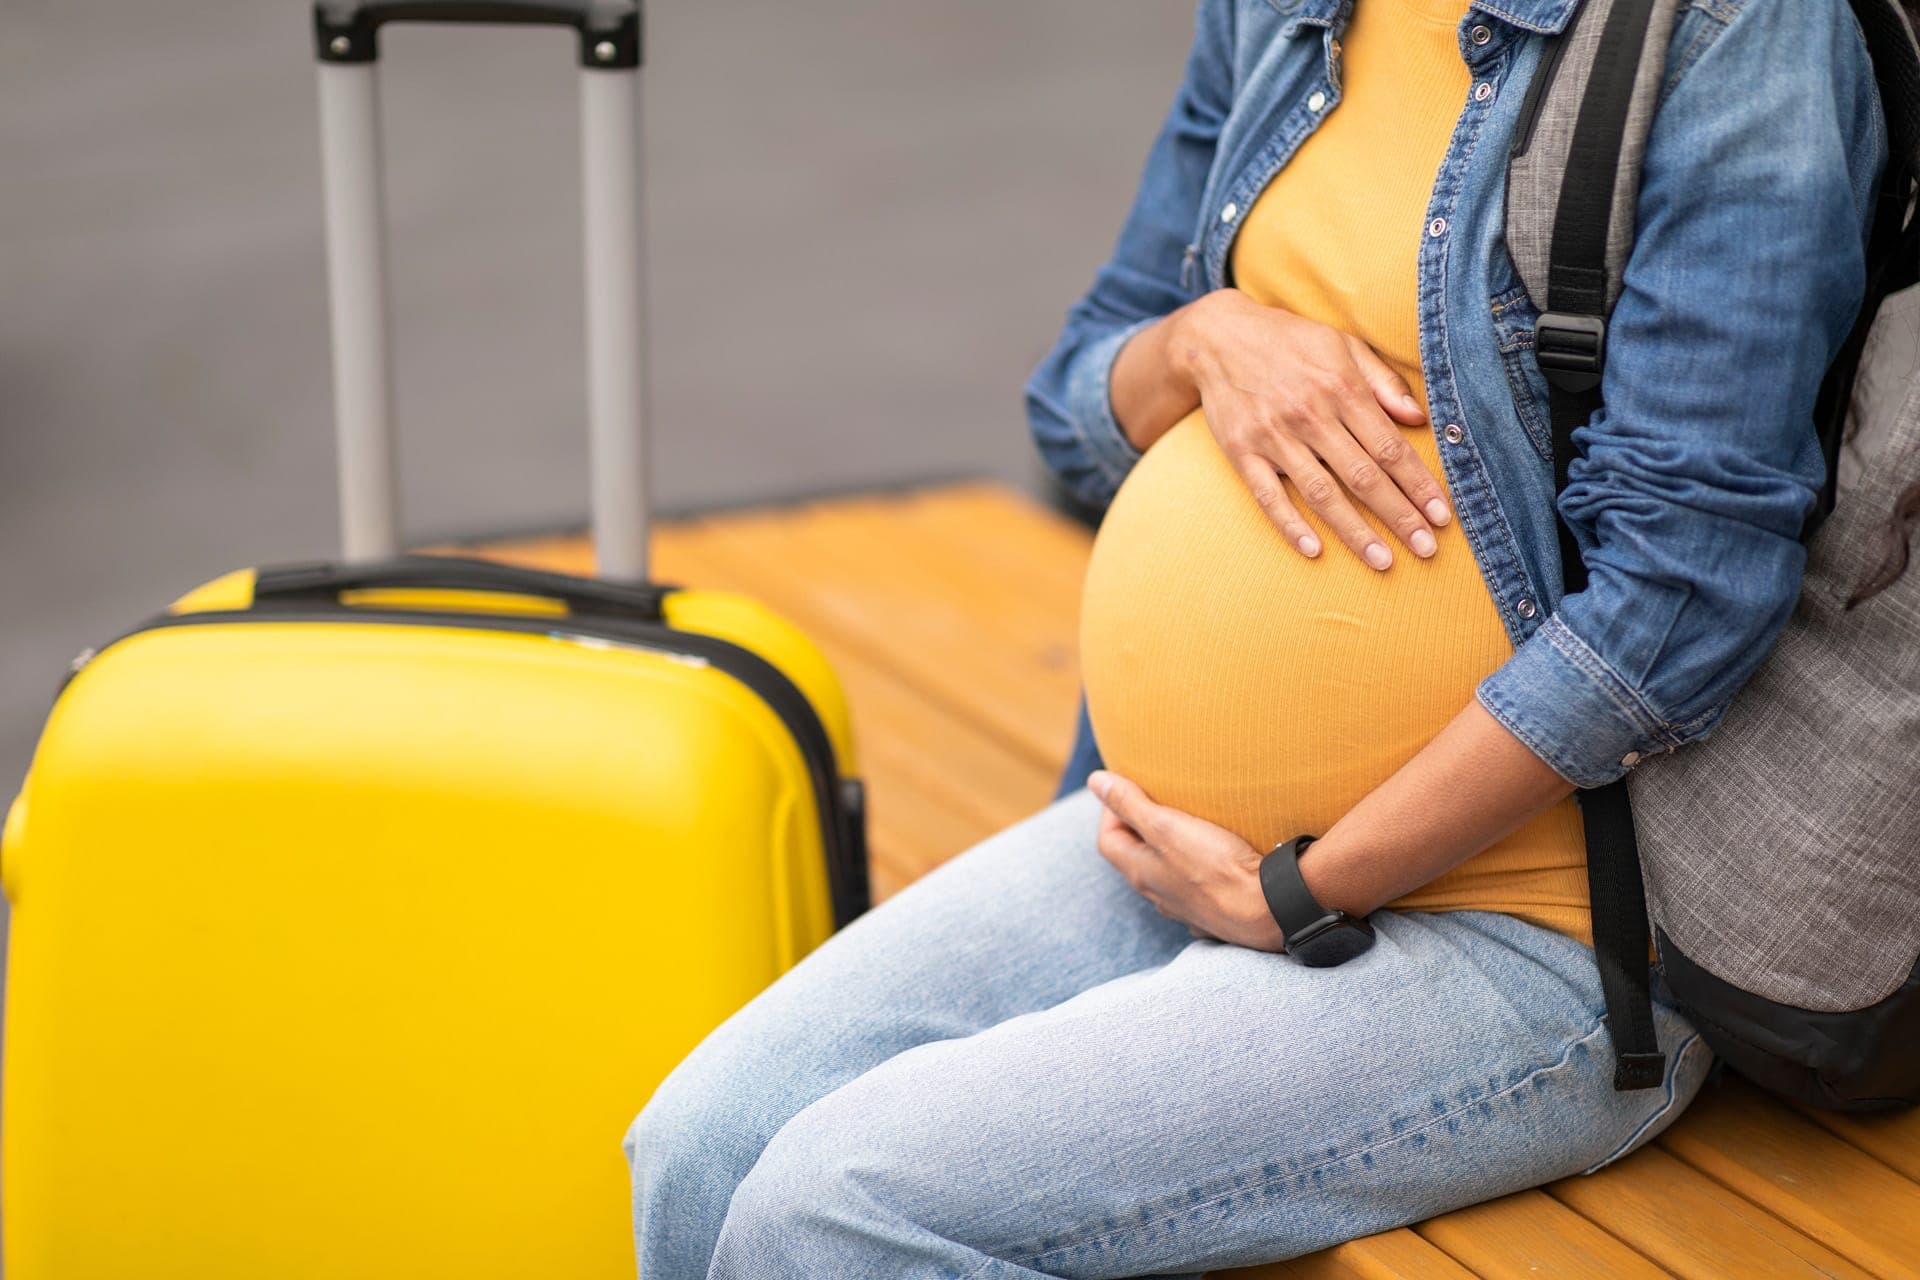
{"left": 313, "top": 0, "right": 652, "bottom": 580}
{"left": 314, "top": 2, "right": 641, "bottom": 67}
{"left": 252, "top": 556, "right": 670, "bottom": 621}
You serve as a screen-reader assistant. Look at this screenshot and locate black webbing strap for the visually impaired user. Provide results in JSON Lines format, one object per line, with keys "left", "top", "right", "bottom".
{"left": 1535, "top": 0, "right": 1667, "bottom": 1092}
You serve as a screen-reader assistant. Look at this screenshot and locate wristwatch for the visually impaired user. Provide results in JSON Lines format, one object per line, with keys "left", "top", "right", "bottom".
{"left": 1259, "top": 835, "right": 1375, "bottom": 967}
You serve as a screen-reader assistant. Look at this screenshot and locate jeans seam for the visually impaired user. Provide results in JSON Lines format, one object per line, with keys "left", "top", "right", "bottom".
{"left": 1581, "top": 1028, "right": 1706, "bottom": 1174}
{"left": 1015, "top": 1016, "right": 1613, "bottom": 1271}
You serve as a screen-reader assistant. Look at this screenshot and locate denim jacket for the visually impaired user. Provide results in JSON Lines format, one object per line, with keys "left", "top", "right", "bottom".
{"left": 1026, "top": 0, "right": 1887, "bottom": 789}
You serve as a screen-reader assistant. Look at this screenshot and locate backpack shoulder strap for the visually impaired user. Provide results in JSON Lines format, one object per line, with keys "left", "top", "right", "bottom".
{"left": 1504, "top": 0, "right": 1679, "bottom": 317}
{"left": 1507, "top": 0, "right": 1680, "bottom": 1094}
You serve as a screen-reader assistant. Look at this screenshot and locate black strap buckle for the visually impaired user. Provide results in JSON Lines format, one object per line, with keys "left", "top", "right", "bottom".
{"left": 1535, "top": 311, "right": 1608, "bottom": 394}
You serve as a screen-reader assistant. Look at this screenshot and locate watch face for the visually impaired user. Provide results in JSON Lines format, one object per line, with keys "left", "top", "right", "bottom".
{"left": 1292, "top": 916, "right": 1376, "bottom": 968}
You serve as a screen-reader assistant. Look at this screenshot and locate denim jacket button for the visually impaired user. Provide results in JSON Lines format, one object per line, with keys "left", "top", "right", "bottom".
{"left": 1443, "top": 422, "right": 1465, "bottom": 444}
{"left": 1428, "top": 216, "right": 1449, "bottom": 238}
{"left": 1307, "top": 90, "right": 1328, "bottom": 112}
{"left": 1474, "top": 82, "right": 1493, "bottom": 102}
{"left": 1621, "top": 751, "right": 1643, "bottom": 767}
{"left": 1517, "top": 598, "right": 1537, "bottom": 619}
{"left": 1469, "top": 23, "right": 1493, "bottom": 45}
{"left": 1221, "top": 202, "right": 1239, "bottom": 223}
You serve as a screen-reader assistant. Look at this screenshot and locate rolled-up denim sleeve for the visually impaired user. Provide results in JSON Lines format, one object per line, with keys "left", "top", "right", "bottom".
{"left": 1023, "top": 0, "right": 1235, "bottom": 511}
{"left": 1476, "top": 0, "right": 1888, "bottom": 789}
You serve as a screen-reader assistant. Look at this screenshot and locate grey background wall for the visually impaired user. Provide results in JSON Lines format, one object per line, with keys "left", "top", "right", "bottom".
{"left": 1, "top": 0, "right": 1195, "bottom": 803}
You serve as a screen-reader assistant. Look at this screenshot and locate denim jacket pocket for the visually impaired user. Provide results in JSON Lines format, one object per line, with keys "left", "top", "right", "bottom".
{"left": 1491, "top": 282, "right": 1555, "bottom": 464}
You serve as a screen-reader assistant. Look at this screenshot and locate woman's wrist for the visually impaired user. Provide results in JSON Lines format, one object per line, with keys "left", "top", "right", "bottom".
{"left": 1112, "top": 300, "right": 1213, "bottom": 453}
{"left": 1164, "top": 293, "right": 1220, "bottom": 394}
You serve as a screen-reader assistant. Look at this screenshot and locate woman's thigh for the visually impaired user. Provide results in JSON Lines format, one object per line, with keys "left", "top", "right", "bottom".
{"left": 643, "top": 787, "right": 1191, "bottom": 1099}
{"left": 712, "top": 909, "right": 1712, "bottom": 1280}
{"left": 625, "top": 788, "right": 1194, "bottom": 1272}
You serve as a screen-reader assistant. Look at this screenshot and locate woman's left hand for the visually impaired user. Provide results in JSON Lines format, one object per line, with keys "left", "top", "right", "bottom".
{"left": 1088, "top": 770, "right": 1287, "bottom": 953}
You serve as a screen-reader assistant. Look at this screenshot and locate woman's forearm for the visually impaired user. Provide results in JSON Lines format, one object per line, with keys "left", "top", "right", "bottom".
{"left": 1108, "top": 302, "right": 1207, "bottom": 454}
{"left": 1296, "top": 697, "right": 1577, "bottom": 918}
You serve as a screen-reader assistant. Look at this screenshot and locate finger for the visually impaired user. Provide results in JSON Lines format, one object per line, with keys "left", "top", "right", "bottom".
{"left": 1096, "top": 819, "right": 1150, "bottom": 865}
{"left": 1314, "top": 422, "right": 1438, "bottom": 560}
{"left": 1088, "top": 771, "right": 1170, "bottom": 847}
{"left": 1096, "top": 789, "right": 1148, "bottom": 848}
{"left": 1345, "top": 342, "right": 1453, "bottom": 527}
{"left": 1271, "top": 438, "right": 1396, "bottom": 572}
{"left": 1343, "top": 410, "right": 1453, "bottom": 534}
{"left": 1345, "top": 335, "right": 1426, "bottom": 426}
{"left": 1096, "top": 816, "right": 1158, "bottom": 895}
{"left": 1232, "top": 452, "right": 1322, "bottom": 558}
{"left": 1096, "top": 771, "right": 1249, "bottom": 850}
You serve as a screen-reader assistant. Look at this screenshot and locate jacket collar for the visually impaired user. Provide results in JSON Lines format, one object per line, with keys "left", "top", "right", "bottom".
{"left": 1472, "top": 0, "right": 1586, "bottom": 36}
{"left": 1270, "top": 0, "right": 1583, "bottom": 38}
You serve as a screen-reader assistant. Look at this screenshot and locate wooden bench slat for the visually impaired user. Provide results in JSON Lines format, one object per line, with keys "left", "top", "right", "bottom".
{"left": 701, "top": 492, "right": 1086, "bottom": 669}
{"left": 1798, "top": 1103, "right": 1920, "bottom": 1185}
{"left": 887, "top": 482, "right": 1096, "bottom": 603}
{"left": 1415, "top": 1189, "right": 1670, "bottom": 1278}
{"left": 1660, "top": 1080, "right": 1920, "bottom": 1280}
{"left": 1218, "top": 1228, "right": 1480, "bottom": 1279}
{"left": 682, "top": 505, "right": 1081, "bottom": 768}
{"left": 815, "top": 485, "right": 1092, "bottom": 626}
{"left": 1548, "top": 1145, "right": 1875, "bottom": 1280}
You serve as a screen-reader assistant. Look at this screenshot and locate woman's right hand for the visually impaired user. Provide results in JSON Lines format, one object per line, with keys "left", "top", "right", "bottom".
{"left": 1152, "top": 289, "right": 1453, "bottom": 569}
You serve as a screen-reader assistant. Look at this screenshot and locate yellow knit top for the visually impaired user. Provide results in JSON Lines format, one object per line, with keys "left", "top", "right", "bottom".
{"left": 1078, "top": 0, "right": 1592, "bottom": 943}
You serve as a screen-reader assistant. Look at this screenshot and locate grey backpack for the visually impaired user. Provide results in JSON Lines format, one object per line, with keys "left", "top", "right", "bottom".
{"left": 1508, "top": 0, "right": 1920, "bottom": 1107}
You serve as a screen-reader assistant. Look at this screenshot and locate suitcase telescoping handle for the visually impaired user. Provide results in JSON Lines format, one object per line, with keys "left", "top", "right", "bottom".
{"left": 313, "top": 0, "right": 651, "bottom": 580}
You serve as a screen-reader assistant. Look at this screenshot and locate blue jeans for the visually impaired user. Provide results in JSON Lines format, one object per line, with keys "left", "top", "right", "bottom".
{"left": 1054, "top": 694, "right": 1103, "bottom": 802}
{"left": 624, "top": 788, "right": 1711, "bottom": 1279}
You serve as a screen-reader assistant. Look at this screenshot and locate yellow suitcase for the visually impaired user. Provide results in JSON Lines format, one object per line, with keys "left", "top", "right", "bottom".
{"left": 2, "top": 5, "right": 869, "bottom": 1274}
{"left": 2, "top": 562, "right": 867, "bottom": 1278}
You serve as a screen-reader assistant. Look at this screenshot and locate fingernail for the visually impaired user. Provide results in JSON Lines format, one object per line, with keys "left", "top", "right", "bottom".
{"left": 1412, "top": 529, "right": 1438, "bottom": 558}
{"left": 1424, "top": 499, "right": 1451, "bottom": 526}
{"left": 1401, "top": 394, "right": 1422, "bottom": 417}
{"left": 1298, "top": 533, "right": 1322, "bottom": 557}
{"left": 1364, "top": 542, "right": 1392, "bottom": 571}
{"left": 1088, "top": 771, "right": 1110, "bottom": 799}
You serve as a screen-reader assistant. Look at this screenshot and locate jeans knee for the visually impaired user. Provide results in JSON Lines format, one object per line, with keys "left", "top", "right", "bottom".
{"left": 709, "top": 1110, "right": 856, "bottom": 1262}
{"left": 623, "top": 1076, "right": 682, "bottom": 1176}
{"left": 624, "top": 1045, "right": 751, "bottom": 1181}
{"left": 627, "top": 1049, "right": 791, "bottom": 1278}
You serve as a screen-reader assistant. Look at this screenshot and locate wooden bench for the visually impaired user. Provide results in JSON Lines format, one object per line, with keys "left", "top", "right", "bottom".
{"left": 480, "top": 481, "right": 1920, "bottom": 1279}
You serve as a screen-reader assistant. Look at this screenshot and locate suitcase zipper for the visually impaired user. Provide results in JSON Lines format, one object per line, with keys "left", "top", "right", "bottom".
{"left": 90, "top": 604, "right": 872, "bottom": 931}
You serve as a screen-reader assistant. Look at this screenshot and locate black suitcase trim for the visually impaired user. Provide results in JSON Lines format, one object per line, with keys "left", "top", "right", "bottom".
{"left": 84, "top": 598, "right": 873, "bottom": 932}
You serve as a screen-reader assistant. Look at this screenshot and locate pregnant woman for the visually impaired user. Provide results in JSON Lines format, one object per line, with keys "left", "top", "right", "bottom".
{"left": 627, "top": 0, "right": 1886, "bottom": 1275}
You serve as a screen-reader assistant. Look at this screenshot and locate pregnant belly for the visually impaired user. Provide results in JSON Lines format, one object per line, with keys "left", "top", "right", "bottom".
{"left": 1078, "top": 410, "right": 1519, "bottom": 852}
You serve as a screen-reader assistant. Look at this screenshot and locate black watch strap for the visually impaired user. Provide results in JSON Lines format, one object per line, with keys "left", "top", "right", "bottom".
{"left": 1259, "top": 834, "right": 1325, "bottom": 939}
